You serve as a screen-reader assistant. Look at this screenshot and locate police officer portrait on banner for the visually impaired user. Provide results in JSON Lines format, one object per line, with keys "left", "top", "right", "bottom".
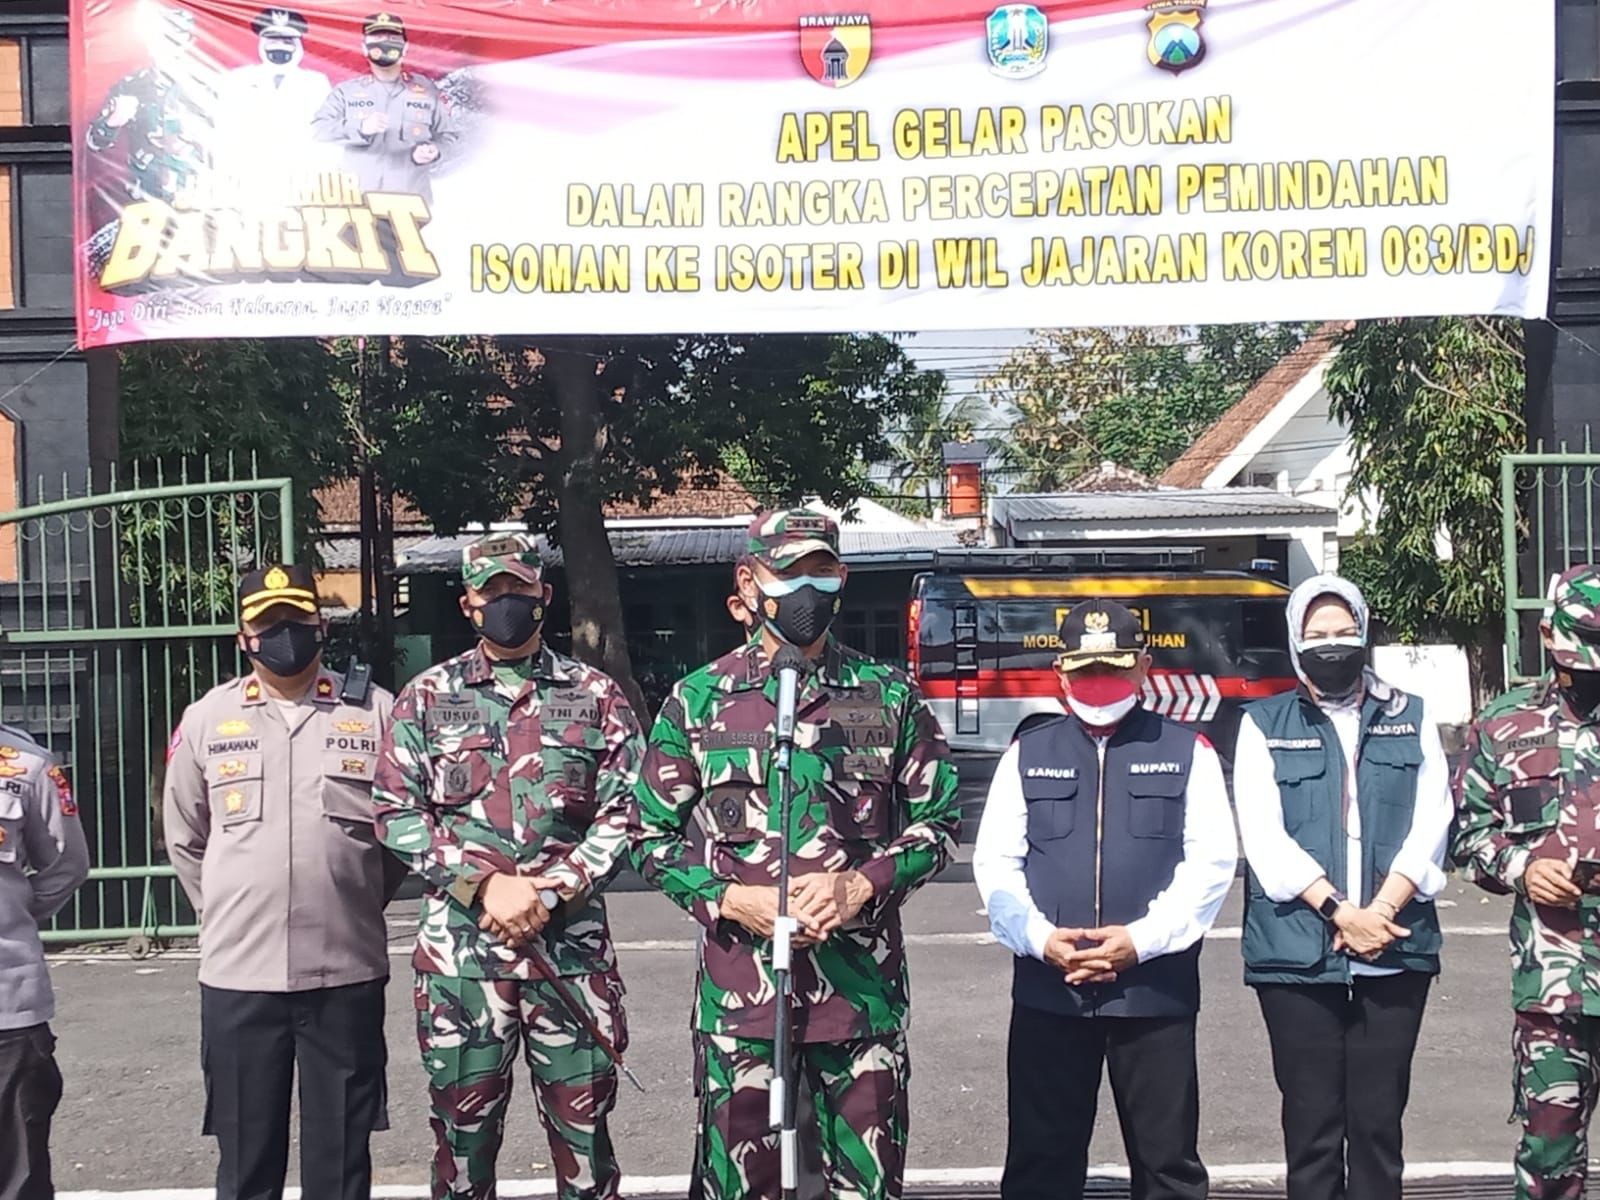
{"left": 629, "top": 509, "right": 962, "bottom": 1200}
{"left": 1455, "top": 564, "right": 1600, "bottom": 1200}
{"left": 312, "top": 12, "right": 458, "bottom": 207}
{"left": 373, "top": 532, "right": 645, "bottom": 1200}
{"left": 162, "top": 562, "right": 401, "bottom": 1200}
{"left": 972, "top": 597, "right": 1236, "bottom": 1200}
{"left": 0, "top": 715, "right": 89, "bottom": 1200}
{"left": 1234, "top": 574, "right": 1450, "bottom": 1200}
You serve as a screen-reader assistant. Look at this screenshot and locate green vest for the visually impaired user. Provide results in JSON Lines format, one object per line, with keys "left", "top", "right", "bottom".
{"left": 1242, "top": 687, "right": 1443, "bottom": 986}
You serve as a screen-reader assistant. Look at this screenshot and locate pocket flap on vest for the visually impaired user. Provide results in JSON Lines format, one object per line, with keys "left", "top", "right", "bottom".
{"left": 1272, "top": 750, "right": 1326, "bottom": 785}
{"left": 1362, "top": 733, "right": 1423, "bottom": 768}
{"left": 1126, "top": 771, "right": 1186, "bottom": 798}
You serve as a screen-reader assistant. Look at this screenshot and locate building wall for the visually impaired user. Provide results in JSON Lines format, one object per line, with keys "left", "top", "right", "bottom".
{"left": 0, "top": 6, "right": 114, "bottom": 583}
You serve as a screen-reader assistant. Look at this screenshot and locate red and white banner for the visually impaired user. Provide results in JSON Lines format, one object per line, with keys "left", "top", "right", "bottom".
{"left": 69, "top": 0, "right": 1553, "bottom": 347}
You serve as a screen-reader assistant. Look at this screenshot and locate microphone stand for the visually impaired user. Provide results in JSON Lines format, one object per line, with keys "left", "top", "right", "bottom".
{"left": 769, "top": 646, "right": 804, "bottom": 1200}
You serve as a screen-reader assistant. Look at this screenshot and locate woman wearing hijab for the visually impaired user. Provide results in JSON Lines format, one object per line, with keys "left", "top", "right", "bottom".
{"left": 1234, "top": 574, "right": 1452, "bottom": 1200}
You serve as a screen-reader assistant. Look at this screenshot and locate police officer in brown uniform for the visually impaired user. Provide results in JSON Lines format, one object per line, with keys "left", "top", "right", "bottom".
{"left": 163, "top": 564, "right": 404, "bottom": 1200}
{"left": 311, "top": 13, "right": 458, "bottom": 204}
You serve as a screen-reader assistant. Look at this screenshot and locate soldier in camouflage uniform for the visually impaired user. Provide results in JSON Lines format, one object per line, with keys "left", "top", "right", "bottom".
{"left": 373, "top": 533, "right": 644, "bottom": 1200}
{"left": 85, "top": 5, "right": 215, "bottom": 223}
{"left": 1454, "top": 564, "right": 1600, "bottom": 1200}
{"left": 629, "top": 509, "right": 962, "bottom": 1200}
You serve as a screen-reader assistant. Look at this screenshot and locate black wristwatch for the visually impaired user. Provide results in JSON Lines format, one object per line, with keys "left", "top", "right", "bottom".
{"left": 1317, "top": 890, "right": 1348, "bottom": 922}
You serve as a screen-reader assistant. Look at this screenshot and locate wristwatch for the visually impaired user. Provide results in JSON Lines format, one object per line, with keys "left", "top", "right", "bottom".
{"left": 1317, "top": 890, "right": 1348, "bottom": 922}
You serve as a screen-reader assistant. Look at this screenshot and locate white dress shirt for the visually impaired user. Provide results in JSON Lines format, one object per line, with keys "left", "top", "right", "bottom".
{"left": 973, "top": 733, "right": 1238, "bottom": 964}
{"left": 1233, "top": 697, "right": 1451, "bottom": 977}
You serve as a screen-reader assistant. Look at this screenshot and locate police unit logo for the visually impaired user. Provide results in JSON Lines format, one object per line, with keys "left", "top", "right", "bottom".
{"left": 224, "top": 789, "right": 245, "bottom": 815}
{"left": 987, "top": 6, "right": 1048, "bottom": 79}
{"left": 1146, "top": 0, "right": 1207, "bottom": 73}
{"left": 218, "top": 759, "right": 248, "bottom": 779}
{"left": 800, "top": 14, "right": 871, "bottom": 88}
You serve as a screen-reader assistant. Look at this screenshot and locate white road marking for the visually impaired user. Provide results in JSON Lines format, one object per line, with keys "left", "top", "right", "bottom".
{"left": 56, "top": 1162, "right": 1525, "bottom": 1198}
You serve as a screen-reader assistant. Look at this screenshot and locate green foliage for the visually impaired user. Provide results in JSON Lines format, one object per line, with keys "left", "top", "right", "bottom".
{"left": 981, "top": 323, "right": 1312, "bottom": 487}
{"left": 877, "top": 390, "right": 984, "bottom": 518}
{"left": 1323, "top": 317, "right": 1525, "bottom": 663}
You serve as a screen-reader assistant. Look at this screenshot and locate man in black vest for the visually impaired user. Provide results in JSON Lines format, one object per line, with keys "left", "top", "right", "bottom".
{"left": 973, "top": 598, "right": 1237, "bottom": 1200}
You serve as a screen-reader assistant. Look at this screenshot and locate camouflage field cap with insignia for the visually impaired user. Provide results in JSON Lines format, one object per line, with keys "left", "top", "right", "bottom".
{"left": 1547, "top": 564, "right": 1600, "bottom": 671}
{"left": 238, "top": 562, "right": 318, "bottom": 623}
{"left": 461, "top": 532, "right": 543, "bottom": 590}
{"left": 363, "top": 10, "right": 405, "bottom": 36}
{"left": 746, "top": 508, "right": 840, "bottom": 571}
{"left": 1056, "top": 598, "right": 1145, "bottom": 672}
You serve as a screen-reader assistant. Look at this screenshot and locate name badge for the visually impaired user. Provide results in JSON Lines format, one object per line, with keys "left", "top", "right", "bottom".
{"left": 426, "top": 697, "right": 486, "bottom": 731}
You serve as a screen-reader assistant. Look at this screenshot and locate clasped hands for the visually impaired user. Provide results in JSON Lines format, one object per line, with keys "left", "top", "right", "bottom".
{"left": 476, "top": 871, "right": 563, "bottom": 949}
{"left": 1329, "top": 902, "right": 1411, "bottom": 961}
{"left": 1043, "top": 926, "right": 1139, "bottom": 985}
{"left": 721, "top": 872, "right": 874, "bottom": 946}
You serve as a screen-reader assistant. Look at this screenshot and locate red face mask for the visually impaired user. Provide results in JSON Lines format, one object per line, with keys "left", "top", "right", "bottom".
{"left": 1062, "top": 670, "right": 1141, "bottom": 727}
{"left": 1067, "top": 673, "right": 1138, "bottom": 707}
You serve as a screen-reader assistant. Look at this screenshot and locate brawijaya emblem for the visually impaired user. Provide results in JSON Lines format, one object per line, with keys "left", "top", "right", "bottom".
{"left": 800, "top": 13, "right": 871, "bottom": 88}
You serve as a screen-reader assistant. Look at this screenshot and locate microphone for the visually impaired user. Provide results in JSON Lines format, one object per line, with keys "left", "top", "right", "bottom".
{"left": 772, "top": 645, "right": 805, "bottom": 757}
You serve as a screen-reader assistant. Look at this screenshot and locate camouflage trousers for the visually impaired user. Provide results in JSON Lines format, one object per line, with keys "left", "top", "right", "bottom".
{"left": 1512, "top": 1009, "right": 1600, "bottom": 1200}
{"left": 695, "top": 1030, "right": 909, "bottom": 1200}
{"left": 414, "top": 972, "right": 626, "bottom": 1200}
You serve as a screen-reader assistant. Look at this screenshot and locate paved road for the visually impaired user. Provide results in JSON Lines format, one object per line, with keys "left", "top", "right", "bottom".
{"left": 49, "top": 875, "right": 1523, "bottom": 1192}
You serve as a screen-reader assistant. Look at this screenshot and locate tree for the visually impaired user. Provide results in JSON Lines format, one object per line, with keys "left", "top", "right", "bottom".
{"left": 980, "top": 324, "right": 1312, "bottom": 487}
{"left": 877, "top": 390, "right": 985, "bottom": 518}
{"left": 1322, "top": 317, "right": 1525, "bottom": 700}
{"left": 120, "top": 332, "right": 943, "bottom": 714}
{"left": 484, "top": 334, "right": 943, "bottom": 711}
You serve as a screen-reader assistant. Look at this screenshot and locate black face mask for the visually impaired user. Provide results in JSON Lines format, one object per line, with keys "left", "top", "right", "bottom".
{"left": 1558, "top": 667, "right": 1600, "bottom": 719}
{"left": 263, "top": 43, "right": 296, "bottom": 65}
{"left": 248, "top": 621, "right": 323, "bottom": 677}
{"left": 1298, "top": 642, "right": 1366, "bottom": 699}
{"left": 756, "top": 584, "right": 842, "bottom": 647}
{"left": 472, "top": 593, "right": 545, "bottom": 651}
{"left": 366, "top": 40, "right": 404, "bottom": 66}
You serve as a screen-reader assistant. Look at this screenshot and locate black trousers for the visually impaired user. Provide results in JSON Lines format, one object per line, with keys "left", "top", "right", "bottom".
{"left": 1255, "top": 972, "right": 1432, "bottom": 1200}
{"left": 0, "top": 1024, "right": 63, "bottom": 1200}
{"left": 1002, "top": 1003, "right": 1208, "bottom": 1200}
{"left": 200, "top": 979, "right": 389, "bottom": 1200}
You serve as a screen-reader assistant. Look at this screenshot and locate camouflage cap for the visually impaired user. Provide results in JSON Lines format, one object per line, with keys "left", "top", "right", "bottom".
{"left": 1547, "top": 564, "right": 1600, "bottom": 671}
{"left": 746, "top": 508, "right": 839, "bottom": 571}
{"left": 461, "top": 532, "right": 543, "bottom": 590}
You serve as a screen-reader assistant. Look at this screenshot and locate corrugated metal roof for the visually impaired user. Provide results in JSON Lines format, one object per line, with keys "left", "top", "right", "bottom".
{"left": 395, "top": 526, "right": 964, "bottom": 574}
{"left": 317, "top": 534, "right": 432, "bottom": 570}
{"left": 996, "top": 488, "right": 1335, "bottom": 524}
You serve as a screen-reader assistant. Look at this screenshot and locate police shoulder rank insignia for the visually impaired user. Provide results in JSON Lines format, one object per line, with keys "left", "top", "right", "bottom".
{"left": 335, "top": 719, "right": 372, "bottom": 734}
{"left": 243, "top": 679, "right": 263, "bottom": 702}
{"left": 800, "top": 13, "right": 871, "bottom": 88}
{"left": 218, "top": 720, "right": 251, "bottom": 736}
{"left": 316, "top": 678, "right": 335, "bottom": 701}
{"left": 1145, "top": 0, "right": 1207, "bottom": 73}
{"left": 987, "top": 5, "right": 1048, "bottom": 79}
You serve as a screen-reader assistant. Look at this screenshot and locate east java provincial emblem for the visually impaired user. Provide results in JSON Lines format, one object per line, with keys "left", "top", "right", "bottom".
{"left": 1146, "top": 0, "right": 1207, "bottom": 73}
{"left": 987, "top": 6, "right": 1048, "bottom": 79}
{"left": 800, "top": 14, "right": 871, "bottom": 88}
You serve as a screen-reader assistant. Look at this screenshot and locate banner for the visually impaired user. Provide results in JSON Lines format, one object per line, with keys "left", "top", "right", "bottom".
{"left": 70, "top": 0, "right": 1553, "bottom": 347}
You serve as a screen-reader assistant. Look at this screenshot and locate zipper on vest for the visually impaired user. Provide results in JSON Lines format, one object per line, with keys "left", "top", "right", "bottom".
{"left": 1094, "top": 739, "right": 1106, "bottom": 926}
